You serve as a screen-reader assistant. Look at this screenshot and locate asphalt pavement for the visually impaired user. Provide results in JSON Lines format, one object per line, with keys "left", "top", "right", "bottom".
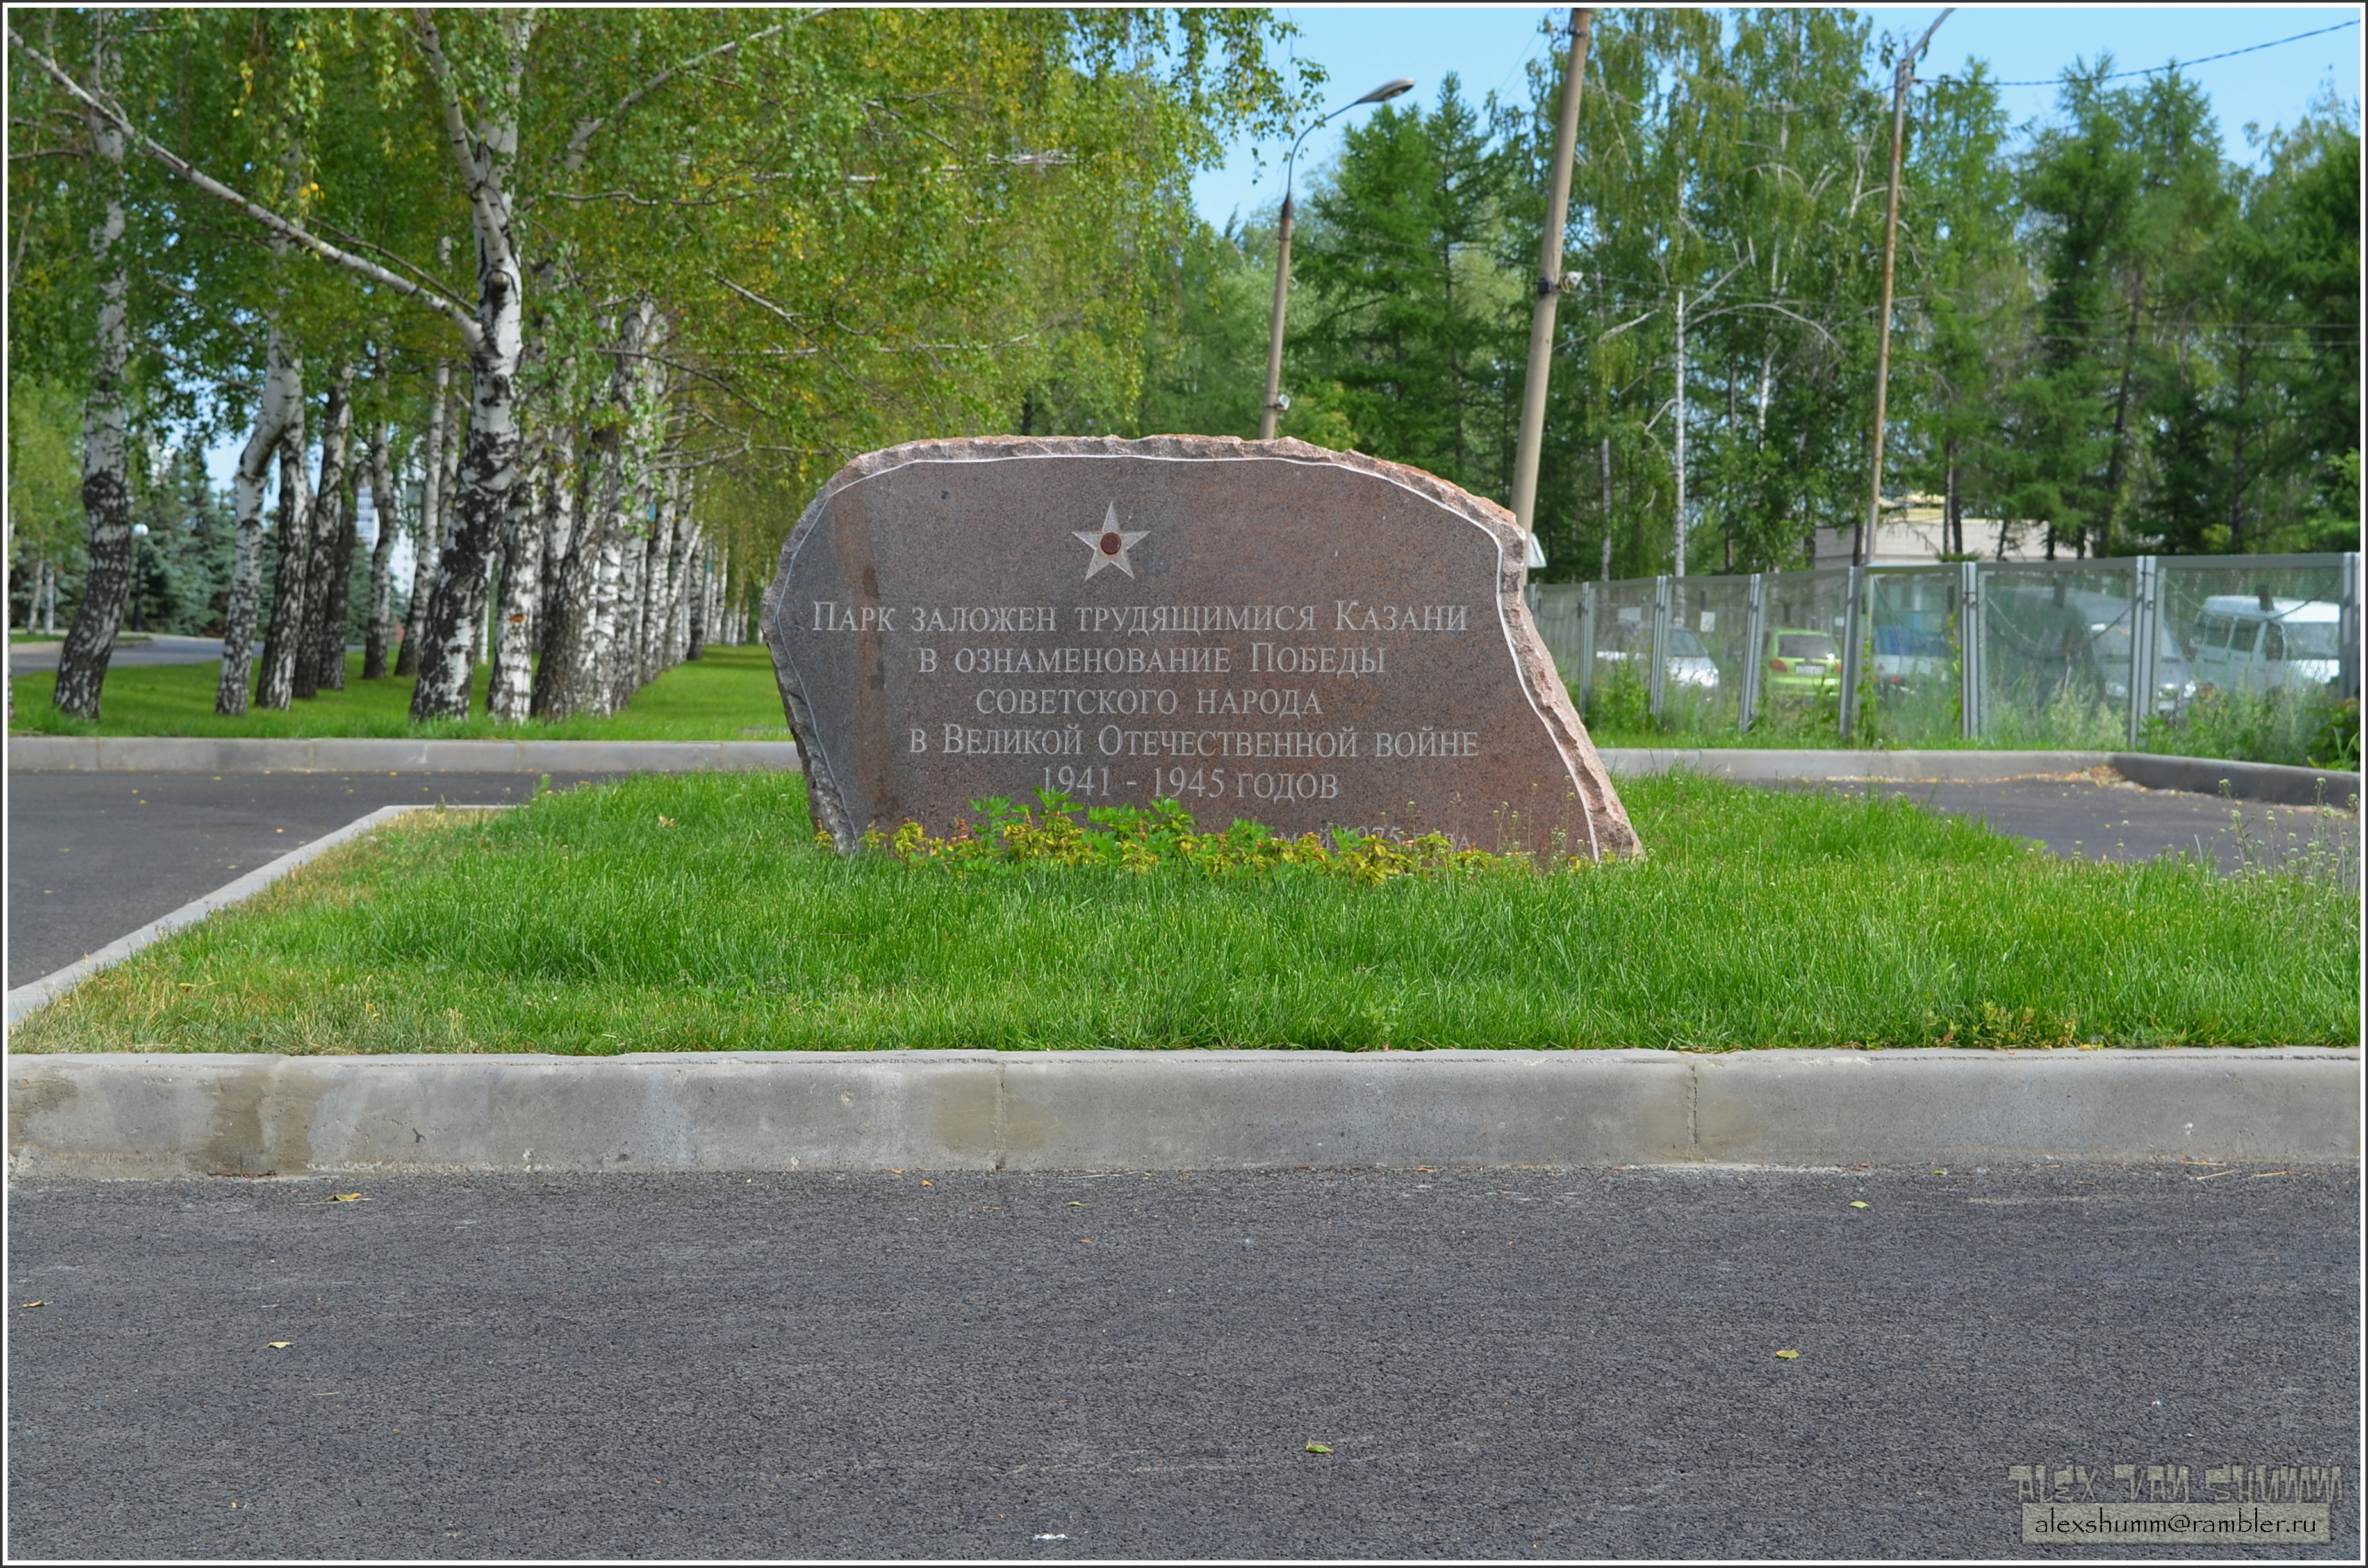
{"left": 4, "top": 771, "right": 620, "bottom": 986}
{"left": 1773, "top": 775, "right": 2360, "bottom": 874}
{"left": 4, "top": 1163, "right": 2356, "bottom": 1560}
{"left": 8, "top": 635, "right": 263, "bottom": 673}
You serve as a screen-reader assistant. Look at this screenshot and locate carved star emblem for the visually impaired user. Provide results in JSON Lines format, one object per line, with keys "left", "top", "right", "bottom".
{"left": 1073, "top": 502, "right": 1147, "bottom": 579}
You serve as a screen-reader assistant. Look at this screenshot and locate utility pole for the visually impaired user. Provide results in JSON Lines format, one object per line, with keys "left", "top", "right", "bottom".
{"left": 1859, "top": 6, "right": 1953, "bottom": 568}
{"left": 1672, "top": 287, "right": 1687, "bottom": 577}
{"left": 1509, "top": 8, "right": 1592, "bottom": 541}
{"left": 1260, "top": 76, "right": 1415, "bottom": 440}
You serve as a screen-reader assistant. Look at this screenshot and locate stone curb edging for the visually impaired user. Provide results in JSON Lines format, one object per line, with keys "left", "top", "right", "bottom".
{"left": 6, "top": 1048, "right": 2356, "bottom": 1178}
{"left": 3, "top": 804, "right": 510, "bottom": 1027}
{"left": 2107, "top": 753, "right": 2362, "bottom": 808}
{"left": 4, "top": 736, "right": 804, "bottom": 774}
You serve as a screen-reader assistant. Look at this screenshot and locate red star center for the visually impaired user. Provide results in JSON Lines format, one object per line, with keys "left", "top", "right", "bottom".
{"left": 1074, "top": 503, "right": 1147, "bottom": 579}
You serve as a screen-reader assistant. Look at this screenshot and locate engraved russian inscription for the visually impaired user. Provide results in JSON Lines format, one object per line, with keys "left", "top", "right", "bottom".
{"left": 762, "top": 436, "right": 1640, "bottom": 858}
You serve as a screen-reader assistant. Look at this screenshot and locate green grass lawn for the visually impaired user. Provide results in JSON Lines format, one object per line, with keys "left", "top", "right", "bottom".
{"left": 12, "top": 771, "right": 2355, "bottom": 1054}
{"left": 8, "top": 645, "right": 787, "bottom": 740}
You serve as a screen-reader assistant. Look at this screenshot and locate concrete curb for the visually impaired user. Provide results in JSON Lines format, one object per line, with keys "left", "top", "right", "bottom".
{"left": 4, "top": 736, "right": 803, "bottom": 774}
{"left": 3, "top": 804, "right": 509, "bottom": 1027}
{"left": 1600, "top": 747, "right": 2111, "bottom": 781}
{"left": 6, "top": 1048, "right": 2355, "bottom": 1177}
{"left": 2108, "top": 752, "right": 2362, "bottom": 808}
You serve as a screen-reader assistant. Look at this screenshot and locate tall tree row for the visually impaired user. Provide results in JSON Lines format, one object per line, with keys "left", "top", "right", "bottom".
{"left": 1136, "top": 8, "right": 2359, "bottom": 577}
{"left": 8, "top": 8, "right": 1309, "bottom": 720}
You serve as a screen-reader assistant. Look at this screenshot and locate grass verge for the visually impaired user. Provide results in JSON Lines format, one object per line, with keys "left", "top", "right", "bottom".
{"left": 7, "top": 645, "right": 785, "bottom": 740}
{"left": 11, "top": 771, "right": 2355, "bottom": 1054}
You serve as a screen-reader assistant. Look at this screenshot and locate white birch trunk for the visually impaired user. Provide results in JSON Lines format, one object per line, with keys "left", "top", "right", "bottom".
{"left": 216, "top": 326, "right": 302, "bottom": 714}
{"left": 252, "top": 395, "right": 314, "bottom": 710}
{"left": 294, "top": 366, "right": 354, "bottom": 699}
{"left": 394, "top": 364, "right": 452, "bottom": 678}
{"left": 487, "top": 427, "right": 547, "bottom": 723}
{"left": 409, "top": 12, "right": 534, "bottom": 722}
{"left": 362, "top": 423, "right": 399, "bottom": 679}
{"left": 51, "top": 17, "right": 133, "bottom": 721}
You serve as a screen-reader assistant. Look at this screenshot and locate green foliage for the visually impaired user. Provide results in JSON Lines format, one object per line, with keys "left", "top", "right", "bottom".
{"left": 12, "top": 769, "right": 2355, "bottom": 1054}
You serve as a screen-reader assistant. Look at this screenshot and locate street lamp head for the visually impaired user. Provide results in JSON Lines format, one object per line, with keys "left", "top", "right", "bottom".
{"left": 131, "top": 523, "right": 150, "bottom": 537}
{"left": 1356, "top": 78, "right": 1415, "bottom": 105}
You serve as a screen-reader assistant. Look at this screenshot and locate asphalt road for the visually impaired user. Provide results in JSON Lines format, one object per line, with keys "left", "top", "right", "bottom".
{"left": 8, "top": 635, "right": 265, "bottom": 673}
{"left": 5, "top": 1164, "right": 2356, "bottom": 1560}
{"left": 4, "top": 771, "right": 621, "bottom": 986}
{"left": 1774, "top": 776, "right": 2360, "bottom": 875}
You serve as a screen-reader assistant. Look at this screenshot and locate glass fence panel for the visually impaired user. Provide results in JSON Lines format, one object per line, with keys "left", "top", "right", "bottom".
{"left": 1657, "top": 575, "right": 1755, "bottom": 738}
{"left": 1866, "top": 566, "right": 1961, "bottom": 746}
{"left": 2151, "top": 555, "right": 2353, "bottom": 766}
{"left": 1748, "top": 568, "right": 1857, "bottom": 742}
{"left": 1536, "top": 553, "right": 2355, "bottom": 758}
{"left": 1567, "top": 576, "right": 1654, "bottom": 734}
{"left": 1975, "top": 562, "right": 2143, "bottom": 748}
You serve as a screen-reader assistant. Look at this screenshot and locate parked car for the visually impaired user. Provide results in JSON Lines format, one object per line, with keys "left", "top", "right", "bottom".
{"left": 1761, "top": 627, "right": 1839, "bottom": 696}
{"left": 1989, "top": 582, "right": 2196, "bottom": 717}
{"left": 1871, "top": 625, "right": 1953, "bottom": 695}
{"left": 2189, "top": 594, "right": 2343, "bottom": 696}
{"left": 1593, "top": 625, "right": 1721, "bottom": 692}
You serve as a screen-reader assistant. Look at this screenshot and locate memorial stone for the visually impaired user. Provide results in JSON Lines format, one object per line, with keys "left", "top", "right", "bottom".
{"left": 761, "top": 436, "right": 1641, "bottom": 858}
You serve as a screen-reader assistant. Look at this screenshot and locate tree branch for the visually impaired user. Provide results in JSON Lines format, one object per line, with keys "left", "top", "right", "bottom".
{"left": 4, "top": 24, "right": 483, "bottom": 349}
{"left": 562, "top": 12, "right": 822, "bottom": 173}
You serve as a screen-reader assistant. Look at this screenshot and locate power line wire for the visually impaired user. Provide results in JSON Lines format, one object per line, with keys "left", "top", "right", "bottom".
{"left": 1968, "top": 19, "right": 2360, "bottom": 89}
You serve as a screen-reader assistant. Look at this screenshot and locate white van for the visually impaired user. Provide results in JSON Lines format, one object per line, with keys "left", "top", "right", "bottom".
{"left": 2189, "top": 594, "right": 2344, "bottom": 695}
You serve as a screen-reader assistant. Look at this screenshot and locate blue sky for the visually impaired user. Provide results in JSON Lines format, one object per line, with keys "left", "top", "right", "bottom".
{"left": 1189, "top": 4, "right": 2365, "bottom": 227}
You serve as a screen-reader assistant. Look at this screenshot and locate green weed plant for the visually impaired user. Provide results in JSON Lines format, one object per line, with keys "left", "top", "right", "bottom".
{"left": 870, "top": 788, "right": 1536, "bottom": 883}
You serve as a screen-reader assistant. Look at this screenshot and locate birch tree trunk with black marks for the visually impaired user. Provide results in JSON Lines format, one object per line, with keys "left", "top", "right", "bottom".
{"left": 253, "top": 395, "right": 314, "bottom": 710}
{"left": 409, "top": 12, "right": 532, "bottom": 723}
{"left": 216, "top": 327, "right": 303, "bottom": 714}
{"left": 293, "top": 366, "right": 354, "bottom": 700}
{"left": 536, "top": 300, "right": 650, "bottom": 720}
{"left": 51, "top": 18, "right": 132, "bottom": 722}
{"left": 395, "top": 366, "right": 452, "bottom": 678}
{"left": 527, "top": 420, "right": 584, "bottom": 719}
{"left": 362, "top": 423, "right": 399, "bottom": 679}
{"left": 487, "top": 426, "right": 547, "bottom": 723}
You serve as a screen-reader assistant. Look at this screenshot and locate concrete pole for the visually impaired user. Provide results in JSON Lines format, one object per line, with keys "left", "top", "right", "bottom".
{"left": 1509, "top": 9, "right": 1592, "bottom": 540}
{"left": 1258, "top": 193, "right": 1295, "bottom": 441}
{"left": 1860, "top": 8, "right": 1952, "bottom": 568}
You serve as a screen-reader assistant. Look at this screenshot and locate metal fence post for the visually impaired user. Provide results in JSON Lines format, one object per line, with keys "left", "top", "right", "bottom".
{"left": 1837, "top": 564, "right": 1866, "bottom": 740}
{"left": 1957, "top": 559, "right": 1982, "bottom": 740}
{"left": 2128, "top": 555, "right": 2158, "bottom": 747}
{"left": 1739, "top": 571, "right": 1766, "bottom": 733}
{"left": 1576, "top": 580, "right": 1597, "bottom": 714}
{"left": 1648, "top": 574, "right": 1672, "bottom": 721}
{"left": 2342, "top": 551, "right": 2362, "bottom": 704}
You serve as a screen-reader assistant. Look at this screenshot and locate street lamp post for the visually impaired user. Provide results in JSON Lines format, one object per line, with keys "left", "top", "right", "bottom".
{"left": 1258, "top": 76, "right": 1415, "bottom": 441}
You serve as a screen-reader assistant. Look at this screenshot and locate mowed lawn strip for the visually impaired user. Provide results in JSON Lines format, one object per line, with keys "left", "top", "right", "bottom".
{"left": 7, "top": 644, "right": 786, "bottom": 741}
{"left": 11, "top": 770, "right": 2356, "bottom": 1053}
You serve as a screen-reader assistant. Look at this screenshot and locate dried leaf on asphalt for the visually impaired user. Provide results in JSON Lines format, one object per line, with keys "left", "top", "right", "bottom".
{"left": 1850, "top": 1201, "right": 1869, "bottom": 1209}
{"left": 266, "top": 1342, "right": 292, "bottom": 1350}
{"left": 1306, "top": 1442, "right": 1333, "bottom": 1455}
{"left": 328, "top": 1193, "right": 363, "bottom": 1202}
{"left": 919, "top": 1180, "right": 933, "bottom": 1186}
{"left": 1775, "top": 1349, "right": 1800, "bottom": 1360}
{"left": 20, "top": 1300, "right": 47, "bottom": 1309}
{"left": 1068, "top": 1200, "right": 1089, "bottom": 1207}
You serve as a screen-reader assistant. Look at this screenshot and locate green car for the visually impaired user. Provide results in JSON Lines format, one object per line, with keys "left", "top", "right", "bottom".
{"left": 1762, "top": 627, "right": 1840, "bottom": 695}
